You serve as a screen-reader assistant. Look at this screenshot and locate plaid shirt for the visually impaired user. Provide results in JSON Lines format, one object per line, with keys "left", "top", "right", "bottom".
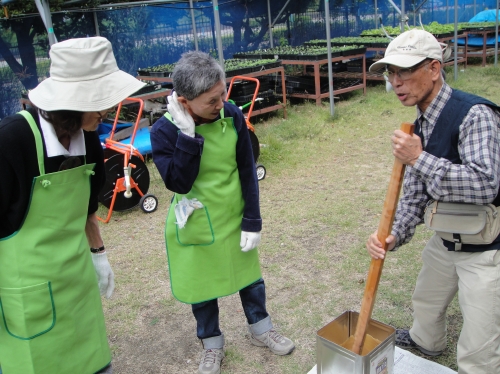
{"left": 392, "top": 82, "right": 500, "bottom": 248}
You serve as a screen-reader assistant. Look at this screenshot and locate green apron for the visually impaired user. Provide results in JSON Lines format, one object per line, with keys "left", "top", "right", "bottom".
{"left": 0, "top": 111, "right": 111, "bottom": 374}
{"left": 165, "top": 110, "right": 262, "bottom": 304}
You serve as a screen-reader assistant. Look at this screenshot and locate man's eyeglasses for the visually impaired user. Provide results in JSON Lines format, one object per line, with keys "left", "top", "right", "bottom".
{"left": 383, "top": 60, "right": 432, "bottom": 83}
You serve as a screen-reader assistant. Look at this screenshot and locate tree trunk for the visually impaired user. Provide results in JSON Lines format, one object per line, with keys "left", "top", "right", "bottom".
{"left": 1, "top": 18, "right": 40, "bottom": 90}
{"left": 232, "top": 18, "right": 243, "bottom": 52}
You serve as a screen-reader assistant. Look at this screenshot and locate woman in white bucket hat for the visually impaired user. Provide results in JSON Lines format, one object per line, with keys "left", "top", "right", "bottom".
{"left": 0, "top": 36, "right": 144, "bottom": 374}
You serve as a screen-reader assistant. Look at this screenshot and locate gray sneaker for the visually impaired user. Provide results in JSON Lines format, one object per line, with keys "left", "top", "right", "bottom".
{"left": 250, "top": 328, "right": 295, "bottom": 355}
{"left": 198, "top": 348, "right": 224, "bottom": 374}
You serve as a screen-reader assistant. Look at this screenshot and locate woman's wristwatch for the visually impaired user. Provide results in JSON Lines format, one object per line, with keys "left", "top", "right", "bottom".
{"left": 90, "top": 245, "right": 105, "bottom": 253}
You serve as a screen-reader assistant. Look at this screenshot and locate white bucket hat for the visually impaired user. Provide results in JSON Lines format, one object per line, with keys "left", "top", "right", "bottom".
{"left": 369, "top": 29, "right": 446, "bottom": 72}
{"left": 29, "top": 37, "right": 145, "bottom": 112}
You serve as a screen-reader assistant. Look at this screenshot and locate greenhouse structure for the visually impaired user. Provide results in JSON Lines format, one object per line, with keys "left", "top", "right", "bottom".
{"left": 0, "top": 0, "right": 498, "bottom": 117}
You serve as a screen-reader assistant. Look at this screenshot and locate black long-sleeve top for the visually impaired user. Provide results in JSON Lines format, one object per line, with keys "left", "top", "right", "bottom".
{"left": 0, "top": 107, "right": 105, "bottom": 238}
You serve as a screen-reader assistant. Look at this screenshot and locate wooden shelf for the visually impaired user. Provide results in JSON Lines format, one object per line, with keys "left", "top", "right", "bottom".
{"left": 465, "top": 29, "right": 500, "bottom": 67}
{"left": 334, "top": 70, "right": 385, "bottom": 81}
{"left": 126, "top": 88, "right": 171, "bottom": 102}
{"left": 281, "top": 53, "right": 366, "bottom": 106}
{"left": 137, "top": 66, "right": 287, "bottom": 120}
{"left": 438, "top": 34, "right": 468, "bottom": 68}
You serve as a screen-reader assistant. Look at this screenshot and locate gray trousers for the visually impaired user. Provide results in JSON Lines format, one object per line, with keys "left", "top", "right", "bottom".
{"left": 410, "top": 234, "right": 500, "bottom": 374}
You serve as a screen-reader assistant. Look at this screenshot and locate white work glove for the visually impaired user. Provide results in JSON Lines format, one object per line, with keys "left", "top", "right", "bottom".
{"left": 240, "top": 231, "right": 261, "bottom": 252}
{"left": 167, "top": 91, "right": 195, "bottom": 137}
{"left": 91, "top": 252, "right": 115, "bottom": 298}
{"left": 174, "top": 197, "right": 204, "bottom": 228}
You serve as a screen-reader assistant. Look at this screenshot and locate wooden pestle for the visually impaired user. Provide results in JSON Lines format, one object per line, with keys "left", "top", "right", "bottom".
{"left": 350, "top": 122, "right": 415, "bottom": 354}
{"left": 341, "top": 333, "right": 381, "bottom": 355}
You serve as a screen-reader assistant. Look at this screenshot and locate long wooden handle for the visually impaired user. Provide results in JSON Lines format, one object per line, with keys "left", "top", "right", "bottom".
{"left": 350, "top": 122, "right": 415, "bottom": 354}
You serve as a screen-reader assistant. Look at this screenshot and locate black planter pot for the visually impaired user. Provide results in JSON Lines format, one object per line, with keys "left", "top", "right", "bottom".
{"left": 333, "top": 78, "right": 362, "bottom": 90}
{"left": 331, "top": 62, "right": 347, "bottom": 72}
{"left": 293, "top": 52, "right": 331, "bottom": 60}
{"left": 149, "top": 71, "right": 167, "bottom": 77}
{"left": 370, "top": 42, "right": 389, "bottom": 48}
{"left": 234, "top": 53, "right": 265, "bottom": 59}
{"left": 285, "top": 75, "right": 317, "bottom": 90}
{"left": 230, "top": 80, "right": 270, "bottom": 97}
{"left": 433, "top": 32, "right": 454, "bottom": 39}
{"left": 230, "top": 89, "right": 275, "bottom": 106}
{"left": 263, "top": 60, "right": 282, "bottom": 69}
{"left": 341, "top": 47, "right": 367, "bottom": 56}
{"left": 132, "top": 84, "right": 162, "bottom": 96}
{"left": 346, "top": 59, "right": 364, "bottom": 72}
{"left": 137, "top": 69, "right": 150, "bottom": 76}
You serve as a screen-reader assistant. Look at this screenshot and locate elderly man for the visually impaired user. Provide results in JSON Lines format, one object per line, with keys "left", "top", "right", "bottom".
{"left": 366, "top": 29, "right": 500, "bottom": 373}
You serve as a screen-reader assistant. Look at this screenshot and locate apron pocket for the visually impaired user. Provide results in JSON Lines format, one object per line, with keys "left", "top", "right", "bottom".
{"left": 176, "top": 206, "right": 215, "bottom": 246}
{"left": 0, "top": 282, "right": 55, "bottom": 340}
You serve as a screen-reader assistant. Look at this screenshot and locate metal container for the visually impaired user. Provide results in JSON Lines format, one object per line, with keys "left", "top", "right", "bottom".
{"left": 316, "top": 310, "right": 396, "bottom": 374}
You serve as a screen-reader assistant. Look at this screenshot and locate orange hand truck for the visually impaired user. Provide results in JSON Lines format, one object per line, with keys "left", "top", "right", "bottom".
{"left": 226, "top": 75, "right": 266, "bottom": 181}
{"left": 97, "top": 97, "right": 158, "bottom": 223}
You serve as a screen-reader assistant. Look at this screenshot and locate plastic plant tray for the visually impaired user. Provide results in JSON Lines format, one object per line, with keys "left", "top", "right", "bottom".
{"left": 231, "top": 81, "right": 270, "bottom": 96}
{"left": 433, "top": 32, "right": 455, "bottom": 38}
{"left": 341, "top": 47, "right": 365, "bottom": 56}
{"left": 149, "top": 71, "right": 168, "bottom": 77}
{"left": 132, "top": 84, "right": 163, "bottom": 96}
{"left": 226, "top": 66, "right": 255, "bottom": 77}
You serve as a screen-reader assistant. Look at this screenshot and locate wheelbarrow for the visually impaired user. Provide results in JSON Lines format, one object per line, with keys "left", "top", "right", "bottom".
{"left": 97, "top": 97, "right": 158, "bottom": 223}
{"left": 226, "top": 75, "right": 266, "bottom": 181}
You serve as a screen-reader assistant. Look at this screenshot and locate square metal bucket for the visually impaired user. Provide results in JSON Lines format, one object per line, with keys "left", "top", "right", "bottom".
{"left": 316, "top": 310, "right": 396, "bottom": 374}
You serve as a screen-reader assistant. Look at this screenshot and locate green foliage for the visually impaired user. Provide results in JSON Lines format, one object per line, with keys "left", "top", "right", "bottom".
{"left": 2, "top": 0, "right": 66, "bottom": 16}
{"left": 224, "top": 58, "right": 278, "bottom": 71}
{"left": 423, "top": 21, "right": 465, "bottom": 35}
{"left": 235, "top": 44, "right": 365, "bottom": 59}
{"left": 305, "top": 36, "right": 389, "bottom": 46}
{"left": 0, "top": 26, "right": 15, "bottom": 44}
{"left": 141, "top": 63, "right": 176, "bottom": 73}
{"left": 141, "top": 58, "right": 279, "bottom": 75}
{"left": 464, "top": 21, "right": 499, "bottom": 29}
{"left": 208, "top": 49, "right": 218, "bottom": 59}
{"left": 359, "top": 21, "right": 488, "bottom": 38}
{"left": 360, "top": 24, "right": 416, "bottom": 36}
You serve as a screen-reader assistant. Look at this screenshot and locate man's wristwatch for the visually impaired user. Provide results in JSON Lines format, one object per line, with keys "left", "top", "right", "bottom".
{"left": 90, "top": 245, "right": 105, "bottom": 253}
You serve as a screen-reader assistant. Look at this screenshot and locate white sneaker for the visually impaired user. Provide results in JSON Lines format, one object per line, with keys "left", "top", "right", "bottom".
{"left": 250, "top": 328, "right": 295, "bottom": 355}
{"left": 198, "top": 348, "right": 224, "bottom": 374}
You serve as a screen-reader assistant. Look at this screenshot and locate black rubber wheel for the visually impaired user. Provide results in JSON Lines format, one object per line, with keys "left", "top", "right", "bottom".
{"left": 140, "top": 194, "right": 158, "bottom": 213}
{"left": 98, "top": 153, "right": 151, "bottom": 211}
{"left": 103, "top": 148, "right": 120, "bottom": 160}
{"left": 256, "top": 164, "right": 266, "bottom": 181}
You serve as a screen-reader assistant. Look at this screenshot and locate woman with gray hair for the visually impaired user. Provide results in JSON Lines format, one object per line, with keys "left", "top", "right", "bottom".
{"left": 0, "top": 36, "right": 145, "bottom": 373}
{"left": 151, "top": 51, "right": 294, "bottom": 374}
